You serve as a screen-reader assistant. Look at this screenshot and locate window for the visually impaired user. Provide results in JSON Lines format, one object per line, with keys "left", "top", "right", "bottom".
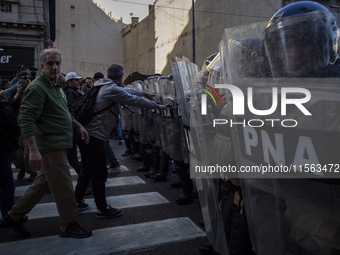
{"left": 0, "top": 2, "right": 12, "bottom": 12}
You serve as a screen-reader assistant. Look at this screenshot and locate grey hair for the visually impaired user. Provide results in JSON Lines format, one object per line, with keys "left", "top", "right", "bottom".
{"left": 107, "top": 64, "right": 125, "bottom": 80}
{"left": 39, "top": 48, "right": 62, "bottom": 65}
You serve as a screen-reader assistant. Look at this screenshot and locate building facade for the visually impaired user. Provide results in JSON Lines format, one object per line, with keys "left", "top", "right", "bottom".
{"left": 123, "top": 0, "right": 281, "bottom": 76}
{"left": 123, "top": 0, "right": 340, "bottom": 77}
{"left": 55, "top": 0, "right": 124, "bottom": 78}
{"left": 0, "top": 0, "right": 52, "bottom": 80}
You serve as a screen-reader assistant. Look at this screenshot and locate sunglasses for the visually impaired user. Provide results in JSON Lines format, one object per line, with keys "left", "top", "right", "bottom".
{"left": 21, "top": 76, "right": 31, "bottom": 80}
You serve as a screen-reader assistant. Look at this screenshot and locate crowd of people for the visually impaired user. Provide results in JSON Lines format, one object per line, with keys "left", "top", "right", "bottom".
{"left": 0, "top": 48, "right": 170, "bottom": 239}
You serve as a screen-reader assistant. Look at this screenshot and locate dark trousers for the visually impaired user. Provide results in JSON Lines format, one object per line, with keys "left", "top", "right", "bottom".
{"left": 175, "top": 161, "right": 193, "bottom": 196}
{"left": 67, "top": 130, "right": 82, "bottom": 175}
{"left": 75, "top": 136, "right": 108, "bottom": 211}
{"left": 0, "top": 148, "right": 15, "bottom": 216}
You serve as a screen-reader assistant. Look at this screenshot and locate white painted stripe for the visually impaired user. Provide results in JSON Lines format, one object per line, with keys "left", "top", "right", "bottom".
{"left": 69, "top": 168, "right": 78, "bottom": 175}
{"left": 13, "top": 165, "right": 129, "bottom": 181}
{"left": 27, "top": 192, "right": 168, "bottom": 220}
{"left": 0, "top": 217, "right": 206, "bottom": 255}
{"left": 15, "top": 175, "right": 144, "bottom": 197}
{"left": 13, "top": 169, "right": 77, "bottom": 181}
{"left": 108, "top": 165, "right": 130, "bottom": 172}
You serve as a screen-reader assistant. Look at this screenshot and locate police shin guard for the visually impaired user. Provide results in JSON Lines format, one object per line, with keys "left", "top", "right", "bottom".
{"left": 136, "top": 144, "right": 152, "bottom": 172}
{"left": 122, "top": 130, "right": 133, "bottom": 153}
{"left": 145, "top": 145, "right": 160, "bottom": 178}
{"left": 151, "top": 151, "right": 169, "bottom": 182}
{"left": 175, "top": 162, "right": 194, "bottom": 204}
{"left": 229, "top": 211, "right": 253, "bottom": 255}
{"left": 131, "top": 132, "right": 140, "bottom": 157}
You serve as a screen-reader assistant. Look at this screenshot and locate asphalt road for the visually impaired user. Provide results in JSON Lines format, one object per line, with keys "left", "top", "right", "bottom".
{"left": 0, "top": 138, "right": 209, "bottom": 255}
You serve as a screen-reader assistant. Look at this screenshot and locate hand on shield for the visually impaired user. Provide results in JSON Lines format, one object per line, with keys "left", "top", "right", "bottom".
{"left": 143, "top": 91, "right": 156, "bottom": 101}
{"left": 157, "top": 102, "right": 171, "bottom": 110}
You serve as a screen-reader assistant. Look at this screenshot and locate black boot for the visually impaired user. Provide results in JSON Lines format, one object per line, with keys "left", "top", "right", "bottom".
{"left": 131, "top": 131, "right": 140, "bottom": 157}
{"left": 175, "top": 162, "right": 194, "bottom": 204}
{"left": 151, "top": 151, "right": 169, "bottom": 182}
{"left": 145, "top": 145, "right": 160, "bottom": 178}
{"left": 137, "top": 144, "right": 152, "bottom": 172}
{"left": 122, "top": 130, "right": 133, "bottom": 156}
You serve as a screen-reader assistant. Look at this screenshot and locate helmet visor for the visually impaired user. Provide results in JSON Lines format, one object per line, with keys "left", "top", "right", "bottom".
{"left": 264, "top": 11, "right": 339, "bottom": 77}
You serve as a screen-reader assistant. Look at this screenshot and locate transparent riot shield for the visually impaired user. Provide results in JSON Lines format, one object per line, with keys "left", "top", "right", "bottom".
{"left": 159, "top": 76, "right": 183, "bottom": 161}
{"left": 120, "top": 84, "right": 134, "bottom": 132}
{"left": 220, "top": 18, "right": 340, "bottom": 255}
{"left": 133, "top": 81, "right": 147, "bottom": 145}
{"left": 206, "top": 53, "right": 224, "bottom": 87}
{"left": 149, "top": 76, "right": 162, "bottom": 148}
{"left": 143, "top": 76, "right": 158, "bottom": 144}
{"left": 131, "top": 81, "right": 143, "bottom": 135}
{"left": 158, "top": 76, "right": 171, "bottom": 155}
{"left": 171, "top": 57, "right": 230, "bottom": 255}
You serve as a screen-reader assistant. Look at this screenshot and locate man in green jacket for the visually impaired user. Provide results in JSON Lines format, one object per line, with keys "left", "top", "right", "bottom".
{"left": 1, "top": 48, "right": 92, "bottom": 238}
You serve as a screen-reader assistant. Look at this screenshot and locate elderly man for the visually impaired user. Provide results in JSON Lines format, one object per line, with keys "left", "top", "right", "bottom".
{"left": 1, "top": 48, "right": 92, "bottom": 238}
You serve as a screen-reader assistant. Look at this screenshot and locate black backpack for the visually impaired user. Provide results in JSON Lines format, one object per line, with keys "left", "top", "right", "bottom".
{"left": 70, "top": 86, "right": 115, "bottom": 126}
{"left": 0, "top": 94, "right": 20, "bottom": 150}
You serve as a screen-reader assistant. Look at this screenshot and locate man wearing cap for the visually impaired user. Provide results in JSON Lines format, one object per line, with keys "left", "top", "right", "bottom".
{"left": 65, "top": 72, "right": 83, "bottom": 108}
{"left": 64, "top": 72, "right": 84, "bottom": 178}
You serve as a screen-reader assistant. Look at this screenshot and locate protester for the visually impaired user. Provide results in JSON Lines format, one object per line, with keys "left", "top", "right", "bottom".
{"left": 0, "top": 79, "right": 11, "bottom": 93}
{"left": 0, "top": 93, "right": 20, "bottom": 218}
{"left": 80, "top": 77, "right": 94, "bottom": 94}
{"left": 75, "top": 64, "right": 171, "bottom": 218}
{"left": 1, "top": 48, "right": 92, "bottom": 238}
{"left": 93, "top": 72, "right": 104, "bottom": 82}
{"left": 65, "top": 72, "right": 83, "bottom": 175}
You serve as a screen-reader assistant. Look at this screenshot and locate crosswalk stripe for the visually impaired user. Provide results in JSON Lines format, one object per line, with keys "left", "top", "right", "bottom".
{"left": 0, "top": 217, "right": 206, "bottom": 255}
{"left": 12, "top": 165, "right": 130, "bottom": 180}
{"left": 27, "top": 192, "right": 169, "bottom": 220}
{"left": 15, "top": 175, "right": 145, "bottom": 197}
{"left": 107, "top": 165, "right": 130, "bottom": 172}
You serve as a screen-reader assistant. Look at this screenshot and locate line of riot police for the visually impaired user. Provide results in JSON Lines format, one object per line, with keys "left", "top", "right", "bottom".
{"left": 122, "top": 2, "right": 340, "bottom": 254}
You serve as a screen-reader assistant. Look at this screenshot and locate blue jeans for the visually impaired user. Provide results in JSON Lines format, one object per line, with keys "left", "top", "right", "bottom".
{"left": 0, "top": 148, "right": 15, "bottom": 216}
{"left": 116, "top": 118, "right": 122, "bottom": 138}
{"left": 105, "top": 140, "right": 119, "bottom": 166}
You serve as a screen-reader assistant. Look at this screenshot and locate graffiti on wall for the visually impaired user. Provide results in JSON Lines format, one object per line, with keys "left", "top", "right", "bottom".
{"left": 79, "top": 62, "right": 109, "bottom": 73}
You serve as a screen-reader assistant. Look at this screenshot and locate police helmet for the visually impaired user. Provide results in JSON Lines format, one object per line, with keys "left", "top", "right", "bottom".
{"left": 228, "top": 37, "right": 271, "bottom": 78}
{"left": 264, "top": 1, "right": 340, "bottom": 77}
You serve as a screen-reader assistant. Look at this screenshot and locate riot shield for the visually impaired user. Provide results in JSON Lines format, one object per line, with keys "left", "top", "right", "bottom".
{"left": 143, "top": 76, "right": 158, "bottom": 144}
{"left": 149, "top": 76, "right": 162, "bottom": 148}
{"left": 158, "top": 76, "right": 171, "bottom": 155}
{"left": 171, "top": 57, "right": 230, "bottom": 255}
{"left": 220, "top": 18, "right": 340, "bottom": 255}
{"left": 134, "top": 81, "right": 147, "bottom": 145}
{"left": 120, "top": 84, "right": 134, "bottom": 132}
{"left": 131, "top": 81, "right": 143, "bottom": 134}
{"left": 159, "top": 76, "right": 183, "bottom": 161}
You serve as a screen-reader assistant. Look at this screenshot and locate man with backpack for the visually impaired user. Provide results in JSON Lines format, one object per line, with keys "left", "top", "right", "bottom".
{"left": 74, "top": 64, "right": 170, "bottom": 218}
